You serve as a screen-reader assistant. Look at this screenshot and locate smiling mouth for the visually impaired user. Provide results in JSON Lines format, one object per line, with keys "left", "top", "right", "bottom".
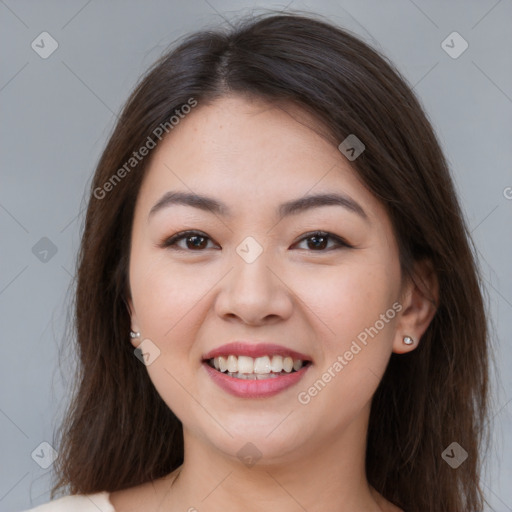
{"left": 204, "top": 354, "right": 312, "bottom": 380}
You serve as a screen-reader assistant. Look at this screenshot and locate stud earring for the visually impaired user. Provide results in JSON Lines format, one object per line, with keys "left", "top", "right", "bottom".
{"left": 130, "top": 331, "right": 141, "bottom": 339}
{"left": 403, "top": 335, "right": 414, "bottom": 345}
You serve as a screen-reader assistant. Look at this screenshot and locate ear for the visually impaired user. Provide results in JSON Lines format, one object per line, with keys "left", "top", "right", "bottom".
{"left": 124, "top": 293, "right": 141, "bottom": 347}
{"left": 392, "top": 258, "right": 439, "bottom": 354}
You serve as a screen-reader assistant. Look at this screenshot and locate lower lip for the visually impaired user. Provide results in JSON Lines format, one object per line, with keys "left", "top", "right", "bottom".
{"left": 202, "top": 361, "right": 311, "bottom": 398}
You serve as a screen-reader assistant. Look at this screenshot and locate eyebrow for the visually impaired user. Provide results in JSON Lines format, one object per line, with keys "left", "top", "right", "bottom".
{"left": 148, "top": 191, "right": 369, "bottom": 222}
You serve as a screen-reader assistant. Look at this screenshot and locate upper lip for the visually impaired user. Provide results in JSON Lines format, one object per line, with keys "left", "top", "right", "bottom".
{"left": 202, "top": 341, "right": 312, "bottom": 362}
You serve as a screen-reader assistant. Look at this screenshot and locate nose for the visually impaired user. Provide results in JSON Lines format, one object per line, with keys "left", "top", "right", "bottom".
{"left": 214, "top": 248, "right": 293, "bottom": 326}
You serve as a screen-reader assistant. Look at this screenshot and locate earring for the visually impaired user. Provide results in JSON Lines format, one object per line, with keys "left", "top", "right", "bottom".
{"left": 403, "top": 335, "right": 414, "bottom": 345}
{"left": 130, "top": 331, "right": 141, "bottom": 339}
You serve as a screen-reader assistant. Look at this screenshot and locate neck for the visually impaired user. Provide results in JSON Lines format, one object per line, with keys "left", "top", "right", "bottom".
{"left": 162, "top": 402, "right": 389, "bottom": 512}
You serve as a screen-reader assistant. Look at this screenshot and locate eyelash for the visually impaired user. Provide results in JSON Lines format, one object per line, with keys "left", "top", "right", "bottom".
{"left": 159, "top": 230, "right": 352, "bottom": 252}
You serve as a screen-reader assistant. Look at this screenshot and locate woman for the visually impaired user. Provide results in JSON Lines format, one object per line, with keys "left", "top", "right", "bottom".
{"left": 26, "top": 11, "right": 490, "bottom": 512}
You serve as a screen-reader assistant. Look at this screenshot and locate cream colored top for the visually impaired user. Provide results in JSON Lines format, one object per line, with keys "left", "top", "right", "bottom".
{"left": 23, "top": 491, "right": 115, "bottom": 511}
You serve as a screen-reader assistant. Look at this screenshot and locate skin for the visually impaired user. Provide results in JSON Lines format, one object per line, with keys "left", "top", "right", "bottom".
{"left": 110, "top": 95, "right": 438, "bottom": 512}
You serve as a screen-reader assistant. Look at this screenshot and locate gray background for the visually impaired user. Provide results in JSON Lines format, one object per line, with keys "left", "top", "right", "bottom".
{"left": 1, "top": 1, "right": 511, "bottom": 510}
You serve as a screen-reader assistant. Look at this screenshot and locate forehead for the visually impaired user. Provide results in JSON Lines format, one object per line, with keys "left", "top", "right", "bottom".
{"left": 136, "top": 95, "right": 385, "bottom": 224}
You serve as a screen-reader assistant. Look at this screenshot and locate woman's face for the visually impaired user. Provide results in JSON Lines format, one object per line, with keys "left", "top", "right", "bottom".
{"left": 127, "top": 95, "right": 409, "bottom": 465}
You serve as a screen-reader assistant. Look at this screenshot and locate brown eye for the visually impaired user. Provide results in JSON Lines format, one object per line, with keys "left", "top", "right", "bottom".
{"left": 160, "top": 230, "right": 351, "bottom": 253}
{"left": 184, "top": 234, "right": 208, "bottom": 250}
{"left": 294, "top": 231, "right": 351, "bottom": 251}
{"left": 161, "top": 231, "right": 217, "bottom": 251}
{"left": 306, "top": 233, "right": 329, "bottom": 250}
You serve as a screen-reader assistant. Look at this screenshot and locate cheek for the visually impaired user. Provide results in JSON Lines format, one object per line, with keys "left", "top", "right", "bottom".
{"left": 300, "top": 264, "right": 400, "bottom": 405}
{"left": 129, "top": 248, "right": 209, "bottom": 337}
{"left": 129, "top": 253, "right": 209, "bottom": 413}
{"left": 297, "top": 261, "right": 398, "bottom": 338}
{"left": 295, "top": 266, "right": 399, "bottom": 424}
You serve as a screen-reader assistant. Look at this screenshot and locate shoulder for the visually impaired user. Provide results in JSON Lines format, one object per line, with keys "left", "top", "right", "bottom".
{"left": 23, "top": 491, "right": 114, "bottom": 512}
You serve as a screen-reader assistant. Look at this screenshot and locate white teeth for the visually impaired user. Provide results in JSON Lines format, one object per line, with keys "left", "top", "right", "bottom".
{"left": 253, "top": 356, "right": 271, "bottom": 374}
{"left": 283, "top": 356, "right": 293, "bottom": 372}
{"left": 270, "top": 355, "right": 283, "bottom": 372}
{"left": 218, "top": 356, "right": 227, "bottom": 372}
{"left": 209, "top": 354, "right": 307, "bottom": 376}
{"left": 227, "top": 355, "right": 237, "bottom": 373}
{"left": 228, "top": 371, "right": 283, "bottom": 380}
{"left": 237, "top": 355, "right": 254, "bottom": 373}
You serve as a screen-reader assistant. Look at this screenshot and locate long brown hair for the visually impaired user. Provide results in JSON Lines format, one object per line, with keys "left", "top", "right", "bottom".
{"left": 51, "top": 11, "right": 492, "bottom": 511}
